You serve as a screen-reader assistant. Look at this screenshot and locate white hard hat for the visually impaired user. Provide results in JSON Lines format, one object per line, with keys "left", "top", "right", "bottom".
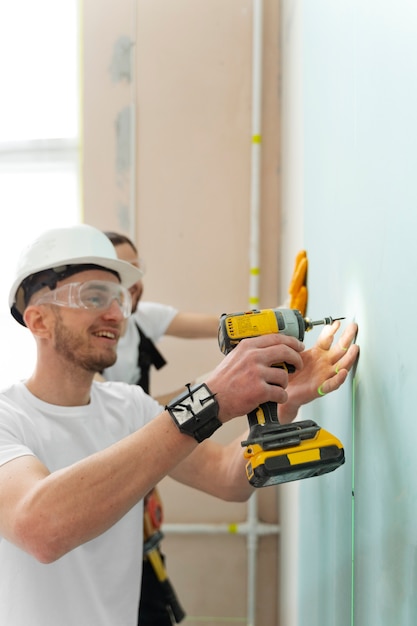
{"left": 9, "top": 224, "right": 143, "bottom": 326}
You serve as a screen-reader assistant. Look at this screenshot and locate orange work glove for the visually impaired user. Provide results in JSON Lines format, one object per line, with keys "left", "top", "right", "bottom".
{"left": 288, "top": 250, "right": 308, "bottom": 316}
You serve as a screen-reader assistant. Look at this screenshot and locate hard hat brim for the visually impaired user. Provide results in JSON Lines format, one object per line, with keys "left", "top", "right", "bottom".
{"left": 8, "top": 255, "right": 143, "bottom": 312}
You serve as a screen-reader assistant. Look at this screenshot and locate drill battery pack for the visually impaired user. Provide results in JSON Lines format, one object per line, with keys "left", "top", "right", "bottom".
{"left": 242, "top": 420, "right": 345, "bottom": 487}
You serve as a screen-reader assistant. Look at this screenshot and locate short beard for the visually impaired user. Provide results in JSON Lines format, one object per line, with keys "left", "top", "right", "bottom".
{"left": 52, "top": 309, "right": 117, "bottom": 373}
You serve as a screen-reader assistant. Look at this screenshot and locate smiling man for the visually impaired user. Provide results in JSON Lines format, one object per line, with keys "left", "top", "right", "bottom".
{"left": 0, "top": 224, "right": 359, "bottom": 626}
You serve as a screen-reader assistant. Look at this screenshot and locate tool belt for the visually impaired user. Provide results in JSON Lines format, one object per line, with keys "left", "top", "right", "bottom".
{"left": 142, "top": 488, "right": 186, "bottom": 624}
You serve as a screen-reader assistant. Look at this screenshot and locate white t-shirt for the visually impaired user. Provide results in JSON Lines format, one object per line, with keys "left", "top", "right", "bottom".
{"left": 102, "top": 301, "right": 178, "bottom": 385}
{"left": 0, "top": 380, "right": 162, "bottom": 626}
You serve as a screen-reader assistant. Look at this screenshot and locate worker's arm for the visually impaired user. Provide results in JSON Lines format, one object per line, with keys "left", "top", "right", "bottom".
{"left": 0, "top": 412, "right": 197, "bottom": 565}
{"left": 165, "top": 311, "right": 219, "bottom": 338}
{"left": 0, "top": 333, "right": 303, "bottom": 564}
{"left": 169, "top": 431, "right": 253, "bottom": 502}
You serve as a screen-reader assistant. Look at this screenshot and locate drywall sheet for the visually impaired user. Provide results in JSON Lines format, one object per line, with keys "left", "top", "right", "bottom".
{"left": 288, "top": 2, "right": 417, "bottom": 625}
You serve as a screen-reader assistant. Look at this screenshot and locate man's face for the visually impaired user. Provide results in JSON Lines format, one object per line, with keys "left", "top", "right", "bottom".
{"left": 114, "top": 242, "right": 143, "bottom": 313}
{"left": 44, "top": 269, "right": 126, "bottom": 373}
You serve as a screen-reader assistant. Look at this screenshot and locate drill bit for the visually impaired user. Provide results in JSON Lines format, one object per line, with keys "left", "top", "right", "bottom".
{"left": 304, "top": 316, "right": 345, "bottom": 331}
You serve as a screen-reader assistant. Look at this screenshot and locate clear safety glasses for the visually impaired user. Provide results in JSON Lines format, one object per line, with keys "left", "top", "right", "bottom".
{"left": 33, "top": 280, "right": 132, "bottom": 318}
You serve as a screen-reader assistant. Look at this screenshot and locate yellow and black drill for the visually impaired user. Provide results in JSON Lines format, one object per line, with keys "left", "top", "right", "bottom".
{"left": 218, "top": 307, "right": 346, "bottom": 487}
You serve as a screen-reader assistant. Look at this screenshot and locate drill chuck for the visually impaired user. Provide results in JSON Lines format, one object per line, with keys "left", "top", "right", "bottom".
{"left": 304, "top": 315, "right": 345, "bottom": 331}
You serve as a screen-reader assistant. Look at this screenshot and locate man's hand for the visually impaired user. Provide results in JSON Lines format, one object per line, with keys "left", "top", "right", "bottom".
{"left": 205, "top": 333, "right": 305, "bottom": 423}
{"left": 279, "top": 320, "right": 359, "bottom": 423}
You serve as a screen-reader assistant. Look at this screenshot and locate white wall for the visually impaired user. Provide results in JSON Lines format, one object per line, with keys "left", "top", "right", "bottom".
{"left": 281, "top": 1, "right": 417, "bottom": 625}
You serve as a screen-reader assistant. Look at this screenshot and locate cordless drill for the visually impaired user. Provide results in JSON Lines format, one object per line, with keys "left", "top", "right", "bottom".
{"left": 218, "top": 308, "right": 346, "bottom": 487}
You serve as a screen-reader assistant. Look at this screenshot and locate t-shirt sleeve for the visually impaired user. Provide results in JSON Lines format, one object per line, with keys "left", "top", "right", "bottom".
{"left": 134, "top": 302, "right": 178, "bottom": 342}
{"left": 0, "top": 399, "right": 36, "bottom": 467}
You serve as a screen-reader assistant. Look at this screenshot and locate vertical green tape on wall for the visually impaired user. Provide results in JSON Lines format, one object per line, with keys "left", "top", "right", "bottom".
{"left": 351, "top": 377, "right": 357, "bottom": 626}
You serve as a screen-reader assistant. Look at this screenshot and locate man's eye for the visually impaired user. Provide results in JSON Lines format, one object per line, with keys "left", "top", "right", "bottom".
{"left": 84, "top": 291, "right": 108, "bottom": 308}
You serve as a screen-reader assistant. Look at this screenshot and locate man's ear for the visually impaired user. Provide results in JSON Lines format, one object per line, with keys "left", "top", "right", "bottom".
{"left": 23, "top": 305, "right": 53, "bottom": 338}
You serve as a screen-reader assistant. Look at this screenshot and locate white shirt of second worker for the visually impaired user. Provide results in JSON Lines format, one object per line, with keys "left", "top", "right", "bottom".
{"left": 102, "top": 301, "right": 178, "bottom": 385}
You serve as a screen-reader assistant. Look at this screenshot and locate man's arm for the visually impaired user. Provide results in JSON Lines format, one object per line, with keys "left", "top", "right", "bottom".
{"left": 169, "top": 430, "right": 254, "bottom": 502}
{"left": 165, "top": 311, "right": 219, "bottom": 338}
{"left": 0, "top": 333, "right": 303, "bottom": 564}
{"left": 0, "top": 412, "right": 196, "bottom": 564}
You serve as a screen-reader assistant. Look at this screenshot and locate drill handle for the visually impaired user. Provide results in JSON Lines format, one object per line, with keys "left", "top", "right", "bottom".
{"left": 247, "top": 401, "right": 280, "bottom": 428}
{"left": 246, "top": 362, "right": 295, "bottom": 427}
